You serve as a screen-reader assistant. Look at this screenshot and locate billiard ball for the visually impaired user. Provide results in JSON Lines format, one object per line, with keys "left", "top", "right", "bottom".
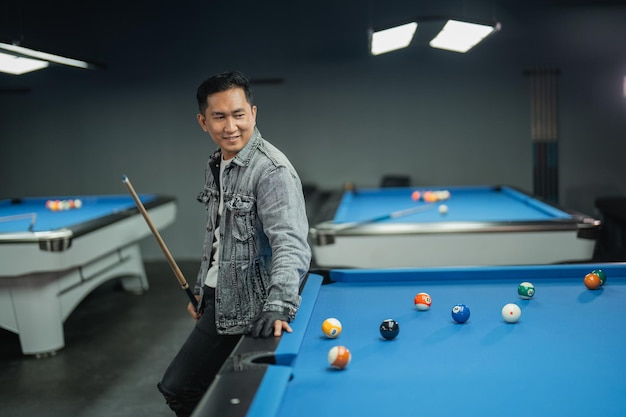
{"left": 501, "top": 303, "right": 522, "bottom": 323}
{"left": 518, "top": 282, "right": 535, "bottom": 299}
{"left": 414, "top": 292, "right": 432, "bottom": 311}
{"left": 584, "top": 272, "right": 601, "bottom": 290}
{"left": 328, "top": 345, "right": 351, "bottom": 370}
{"left": 451, "top": 304, "right": 470, "bottom": 323}
{"left": 438, "top": 204, "right": 448, "bottom": 215}
{"left": 74, "top": 199, "right": 82, "bottom": 208}
{"left": 411, "top": 190, "right": 421, "bottom": 201}
{"left": 321, "top": 318, "right": 342, "bottom": 338}
{"left": 592, "top": 269, "right": 606, "bottom": 286}
{"left": 423, "top": 191, "right": 438, "bottom": 203}
{"left": 379, "top": 319, "right": 400, "bottom": 340}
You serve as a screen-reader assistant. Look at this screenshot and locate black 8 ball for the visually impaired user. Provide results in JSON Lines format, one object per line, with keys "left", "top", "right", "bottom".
{"left": 379, "top": 319, "right": 400, "bottom": 340}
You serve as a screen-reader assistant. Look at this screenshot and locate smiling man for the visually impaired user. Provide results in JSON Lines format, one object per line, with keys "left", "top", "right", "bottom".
{"left": 157, "top": 71, "right": 312, "bottom": 417}
{"left": 197, "top": 80, "right": 257, "bottom": 159}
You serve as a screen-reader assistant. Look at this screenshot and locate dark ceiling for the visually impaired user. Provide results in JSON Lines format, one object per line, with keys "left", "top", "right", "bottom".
{"left": 0, "top": 0, "right": 624, "bottom": 83}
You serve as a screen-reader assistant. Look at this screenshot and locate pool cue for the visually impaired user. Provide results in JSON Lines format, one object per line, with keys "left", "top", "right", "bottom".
{"left": 121, "top": 175, "right": 198, "bottom": 311}
{"left": 333, "top": 203, "right": 435, "bottom": 232}
{"left": 0, "top": 212, "right": 37, "bottom": 231}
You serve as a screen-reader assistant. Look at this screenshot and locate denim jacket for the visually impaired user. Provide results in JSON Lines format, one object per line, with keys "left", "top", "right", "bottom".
{"left": 195, "top": 127, "right": 311, "bottom": 334}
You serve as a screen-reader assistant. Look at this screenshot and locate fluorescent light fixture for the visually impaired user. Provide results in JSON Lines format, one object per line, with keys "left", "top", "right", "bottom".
{"left": 370, "top": 22, "right": 418, "bottom": 55}
{"left": 0, "top": 42, "right": 93, "bottom": 69}
{"left": 430, "top": 20, "right": 499, "bottom": 53}
{"left": 0, "top": 51, "right": 49, "bottom": 75}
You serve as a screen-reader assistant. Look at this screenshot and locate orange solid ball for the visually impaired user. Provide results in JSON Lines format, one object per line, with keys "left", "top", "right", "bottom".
{"left": 423, "top": 192, "right": 438, "bottom": 203}
{"left": 584, "top": 273, "right": 601, "bottom": 290}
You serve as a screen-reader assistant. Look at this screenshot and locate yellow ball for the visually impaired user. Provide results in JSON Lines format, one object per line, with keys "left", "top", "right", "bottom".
{"left": 321, "top": 318, "right": 342, "bottom": 338}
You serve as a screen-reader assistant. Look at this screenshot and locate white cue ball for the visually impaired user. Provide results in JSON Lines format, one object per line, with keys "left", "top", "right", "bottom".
{"left": 74, "top": 199, "right": 82, "bottom": 208}
{"left": 438, "top": 204, "right": 448, "bottom": 215}
{"left": 501, "top": 303, "right": 521, "bottom": 323}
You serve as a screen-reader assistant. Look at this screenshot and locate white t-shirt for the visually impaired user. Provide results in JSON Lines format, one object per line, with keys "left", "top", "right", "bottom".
{"left": 204, "top": 157, "right": 232, "bottom": 287}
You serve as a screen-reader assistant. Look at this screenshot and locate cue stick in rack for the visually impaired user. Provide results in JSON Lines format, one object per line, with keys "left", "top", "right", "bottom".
{"left": 317, "top": 203, "right": 436, "bottom": 245}
{"left": 0, "top": 212, "right": 37, "bottom": 231}
{"left": 333, "top": 203, "right": 435, "bottom": 232}
{"left": 121, "top": 175, "right": 198, "bottom": 312}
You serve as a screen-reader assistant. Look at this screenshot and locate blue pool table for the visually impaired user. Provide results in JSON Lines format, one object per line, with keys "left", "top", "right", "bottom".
{"left": 0, "top": 194, "right": 177, "bottom": 356}
{"left": 310, "top": 185, "right": 600, "bottom": 268}
{"left": 193, "top": 262, "right": 626, "bottom": 417}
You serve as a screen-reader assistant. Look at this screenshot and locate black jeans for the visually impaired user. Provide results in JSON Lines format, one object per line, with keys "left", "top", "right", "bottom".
{"left": 157, "top": 286, "right": 241, "bottom": 417}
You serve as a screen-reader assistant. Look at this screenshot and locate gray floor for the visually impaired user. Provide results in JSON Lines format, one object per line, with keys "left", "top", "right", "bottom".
{"left": 0, "top": 261, "right": 200, "bottom": 417}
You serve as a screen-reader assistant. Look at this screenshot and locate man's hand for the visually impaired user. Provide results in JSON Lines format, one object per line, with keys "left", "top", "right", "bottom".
{"left": 248, "top": 311, "right": 292, "bottom": 338}
{"left": 187, "top": 296, "right": 201, "bottom": 320}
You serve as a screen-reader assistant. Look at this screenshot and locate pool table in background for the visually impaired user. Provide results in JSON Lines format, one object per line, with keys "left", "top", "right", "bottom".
{"left": 309, "top": 185, "right": 600, "bottom": 268}
{"left": 192, "top": 262, "right": 626, "bottom": 417}
{"left": 0, "top": 194, "right": 177, "bottom": 356}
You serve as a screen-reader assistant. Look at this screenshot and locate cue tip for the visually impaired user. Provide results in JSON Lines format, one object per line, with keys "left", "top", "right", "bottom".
{"left": 122, "top": 175, "right": 129, "bottom": 183}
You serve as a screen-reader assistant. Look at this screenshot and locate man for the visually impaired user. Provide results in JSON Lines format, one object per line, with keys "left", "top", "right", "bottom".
{"left": 157, "top": 71, "right": 311, "bottom": 417}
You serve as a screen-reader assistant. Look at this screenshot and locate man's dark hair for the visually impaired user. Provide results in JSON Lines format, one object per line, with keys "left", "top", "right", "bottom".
{"left": 196, "top": 71, "right": 254, "bottom": 114}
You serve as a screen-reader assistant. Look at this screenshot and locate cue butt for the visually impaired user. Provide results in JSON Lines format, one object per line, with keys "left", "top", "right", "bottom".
{"left": 122, "top": 175, "right": 198, "bottom": 311}
{"left": 184, "top": 287, "right": 198, "bottom": 310}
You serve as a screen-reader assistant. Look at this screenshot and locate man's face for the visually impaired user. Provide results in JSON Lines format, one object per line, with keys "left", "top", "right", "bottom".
{"left": 197, "top": 87, "right": 257, "bottom": 160}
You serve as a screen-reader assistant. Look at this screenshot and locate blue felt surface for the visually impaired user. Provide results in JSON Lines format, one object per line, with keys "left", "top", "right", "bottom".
{"left": 333, "top": 185, "right": 571, "bottom": 224}
{"left": 270, "top": 264, "right": 626, "bottom": 417}
{"left": 0, "top": 194, "right": 155, "bottom": 232}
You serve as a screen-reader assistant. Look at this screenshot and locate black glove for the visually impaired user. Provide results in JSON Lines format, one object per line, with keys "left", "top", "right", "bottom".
{"left": 248, "top": 311, "right": 290, "bottom": 338}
